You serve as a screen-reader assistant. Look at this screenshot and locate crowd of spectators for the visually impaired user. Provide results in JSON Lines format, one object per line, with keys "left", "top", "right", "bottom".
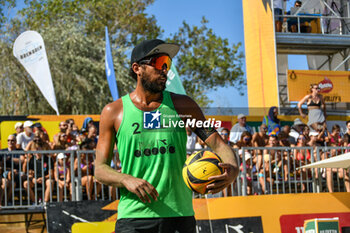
{"left": 1, "top": 111, "right": 349, "bottom": 206}
{"left": 187, "top": 110, "right": 350, "bottom": 195}
{"left": 0, "top": 118, "right": 102, "bottom": 206}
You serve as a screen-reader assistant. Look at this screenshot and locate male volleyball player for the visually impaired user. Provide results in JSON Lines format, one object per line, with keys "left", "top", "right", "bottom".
{"left": 95, "top": 39, "right": 238, "bottom": 233}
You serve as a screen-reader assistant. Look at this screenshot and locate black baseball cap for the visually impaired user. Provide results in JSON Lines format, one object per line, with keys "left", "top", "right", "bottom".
{"left": 131, "top": 39, "right": 180, "bottom": 65}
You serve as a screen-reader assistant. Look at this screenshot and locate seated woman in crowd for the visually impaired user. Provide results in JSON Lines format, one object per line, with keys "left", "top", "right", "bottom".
{"left": 326, "top": 124, "right": 342, "bottom": 147}
{"left": 218, "top": 127, "right": 234, "bottom": 147}
{"left": 23, "top": 132, "right": 54, "bottom": 203}
{"left": 240, "top": 152, "right": 253, "bottom": 195}
{"left": 234, "top": 131, "right": 253, "bottom": 149}
{"left": 74, "top": 140, "right": 100, "bottom": 200}
{"left": 51, "top": 132, "right": 69, "bottom": 151}
{"left": 259, "top": 135, "right": 287, "bottom": 194}
{"left": 293, "top": 134, "right": 311, "bottom": 192}
{"left": 325, "top": 124, "right": 348, "bottom": 192}
{"left": 301, "top": 125, "right": 311, "bottom": 144}
{"left": 54, "top": 153, "right": 71, "bottom": 202}
{"left": 234, "top": 131, "right": 255, "bottom": 170}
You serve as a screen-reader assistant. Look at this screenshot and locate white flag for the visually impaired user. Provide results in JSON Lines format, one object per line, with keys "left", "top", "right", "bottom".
{"left": 13, "top": 31, "right": 59, "bottom": 115}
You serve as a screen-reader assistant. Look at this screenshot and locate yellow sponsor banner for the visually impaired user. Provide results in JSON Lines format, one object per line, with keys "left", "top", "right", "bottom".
{"left": 72, "top": 221, "right": 115, "bottom": 233}
{"left": 0, "top": 121, "right": 60, "bottom": 148}
{"left": 71, "top": 193, "right": 350, "bottom": 233}
{"left": 287, "top": 70, "right": 350, "bottom": 102}
{"left": 243, "top": 0, "right": 279, "bottom": 115}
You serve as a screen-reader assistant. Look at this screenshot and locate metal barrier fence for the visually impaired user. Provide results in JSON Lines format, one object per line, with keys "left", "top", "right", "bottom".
{"left": 0, "top": 147, "right": 349, "bottom": 210}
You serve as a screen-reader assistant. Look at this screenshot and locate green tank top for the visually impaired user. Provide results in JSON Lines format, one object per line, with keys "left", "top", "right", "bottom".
{"left": 116, "top": 91, "right": 194, "bottom": 219}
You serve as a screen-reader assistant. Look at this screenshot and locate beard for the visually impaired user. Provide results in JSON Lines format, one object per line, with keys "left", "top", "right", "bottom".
{"left": 140, "top": 72, "right": 166, "bottom": 94}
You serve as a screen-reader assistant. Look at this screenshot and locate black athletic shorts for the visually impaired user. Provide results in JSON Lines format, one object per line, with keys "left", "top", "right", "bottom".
{"left": 115, "top": 216, "right": 196, "bottom": 233}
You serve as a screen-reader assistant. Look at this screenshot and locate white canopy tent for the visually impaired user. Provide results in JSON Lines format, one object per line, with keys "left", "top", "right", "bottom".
{"left": 299, "top": 152, "right": 350, "bottom": 169}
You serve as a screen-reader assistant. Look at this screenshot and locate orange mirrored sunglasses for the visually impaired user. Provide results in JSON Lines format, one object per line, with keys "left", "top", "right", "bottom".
{"left": 139, "top": 55, "right": 172, "bottom": 71}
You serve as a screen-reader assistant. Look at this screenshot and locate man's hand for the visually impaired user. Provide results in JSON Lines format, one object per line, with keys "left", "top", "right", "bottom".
{"left": 122, "top": 175, "right": 159, "bottom": 203}
{"left": 206, "top": 163, "right": 236, "bottom": 194}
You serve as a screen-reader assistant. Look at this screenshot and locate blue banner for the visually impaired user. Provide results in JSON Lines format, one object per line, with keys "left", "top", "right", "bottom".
{"left": 105, "top": 26, "right": 119, "bottom": 101}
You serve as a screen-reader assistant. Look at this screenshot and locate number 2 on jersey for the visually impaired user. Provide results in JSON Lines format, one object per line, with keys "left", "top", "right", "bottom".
{"left": 132, "top": 122, "right": 141, "bottom": 134}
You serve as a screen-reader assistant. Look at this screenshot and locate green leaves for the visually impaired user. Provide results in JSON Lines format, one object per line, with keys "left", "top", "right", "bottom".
{"left": 168, "top": 17, "right": 245, "bottom": 107}
{"left": 0, "top": 1, "right": 244, "bottom": 114}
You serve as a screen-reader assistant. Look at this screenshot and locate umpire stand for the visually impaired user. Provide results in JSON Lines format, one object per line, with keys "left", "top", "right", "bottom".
{"left": 274, "top": 0, "right": 350, "bottom": 114}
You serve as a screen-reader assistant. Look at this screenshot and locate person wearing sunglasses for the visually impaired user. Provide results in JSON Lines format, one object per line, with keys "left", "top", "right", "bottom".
{"left": 1, "top": 134, "right": 24, "bottom": 206}
{"left": 298, "top": 83, "right": 327, "bottom": 132}
{"left": 95, "top": 39, "right": 238, "bottom": 233}
{"left": 218, "top": 127, "right": 233, "bottom": 147}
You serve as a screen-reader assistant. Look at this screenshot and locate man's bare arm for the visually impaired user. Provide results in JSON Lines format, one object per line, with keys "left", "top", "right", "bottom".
{"left": 95, "top": 101, "right": 158, "bottom": 203}
{"left": 172, "top": 93, "right": 239, "bottom": 193}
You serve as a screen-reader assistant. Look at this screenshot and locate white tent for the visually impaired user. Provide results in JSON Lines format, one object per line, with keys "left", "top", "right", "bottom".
{"left": 299, "top": 152, "right": 350, "bottom": 169}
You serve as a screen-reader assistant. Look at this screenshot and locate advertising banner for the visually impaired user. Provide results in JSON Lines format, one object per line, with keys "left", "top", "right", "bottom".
{"left": 287, "top": 70, "right": 350, "bottom": 103}
{"left": 45, "top": 193, "right": 350, "bottom": 233}
{"left": 13, "top": 31, "right": 59, "bottom": 115}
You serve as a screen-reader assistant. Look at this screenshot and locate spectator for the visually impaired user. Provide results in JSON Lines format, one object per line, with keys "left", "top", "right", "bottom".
{"left": 325, "top": 126, "right": 349, "bottom": 192}
{"left": 262, "top": 106, "right": 281, "bottom": 136}
{"left": 274, "top": 0, "right": 286, "bottom": 32}
{"left": 307, "top": 131, "right": 319, "bottom": 148}
{"left": 302, "top": 125, "right": 311, "bottom": 143}
{"left": 65, "top": 119, "right": 76, "bottom": 144}
{"left": 218, "top": 128, "right": 234, "bottom": 147}
{"left": 186, "top": 127, "right": 197, "bottom": 154}
{"left": 326, "top": 124, "right": 342, "bottom": 147}
{"left": 343, "top": 134, "right": 350, "bottom": 148}
{"left": 282, "top": 125, "right": 296, "bottom": 146}
{"left": 287, "top": 1, "right": 312, "bottom": 33}
{"left": 278, "top": 131, "right": 291, "bottom": 147}
{"left": 252, "top": 124, "right": 269, "bottom": 147}
{"left": 68, "top": 124, "right": 80, "bottom": 144}
{"left": 23, "top": 133, "right": 54, "bottom": 203}
{"left": 298, "top": 84, "right": 327, "bottom": 132}
{"left": 14, "top": 122, "right": 23, "bottom": 137}
{"left": 259, "top": 135, "right": 283, "bottom": 194}
{"left": 81, "top": 117, "right": 94, "bottom": 132}
{"left": 230, "top": 114, "right": 253, "bottom": 143}
{"left": 74, "top": 140, "right": 95, "bottom": 200}
{"left": 87, "top": 125, "right": 98, "bottom": 146}
{"left": 53, "top": 121, "right": 68, "bottom": 143}
{"left": 233, "top": 131, "right": 253, "bottom": 149}
{"left": 240, "top": 152, "right": 253, "bottom": 195}
{"left": 54, "top": 153, "right": 70, "bottom": 202}
{"left": 51, "top": 132, "right": 69, "bottom": 151}
{"left": 1, "top": 135, "right": 24, "bottom": 205}
{"left": 293, "top": 134, "right": 311, "bottom": 191}
{"left": 16, "top": 121, "right": 34, "bottom": 150}
{"left": 289, "top": 118, "right": 306, "bottom": 144}
{"left": 252, "top": 125, "right": 269, "bottom": 173}
{"left": 32, "top": 122, "right": 48, "bottom": 135}
{"left": 344, "top": 120, "right": 350, "bottom": 144}
{"left": 294, "top": 135, "right": 311, "bottom": 162}
{"left": 25, "top": 131, "right": 52, "bottom": 152}
{"left": 0, "top": 175, "right": 10, "bottom": 207}
{"left": 67, "top": 135, "right": 80, "bottom": 151}
{"left": 315, "top": 125, "right": 327, "bottom": 147}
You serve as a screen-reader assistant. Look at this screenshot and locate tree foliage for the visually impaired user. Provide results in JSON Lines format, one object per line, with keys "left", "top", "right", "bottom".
{"left": 169, "top": 17, "right": 245, "bottom": 107}
{"left": 0, "top": 0, "right": 244, "bottom": 114}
